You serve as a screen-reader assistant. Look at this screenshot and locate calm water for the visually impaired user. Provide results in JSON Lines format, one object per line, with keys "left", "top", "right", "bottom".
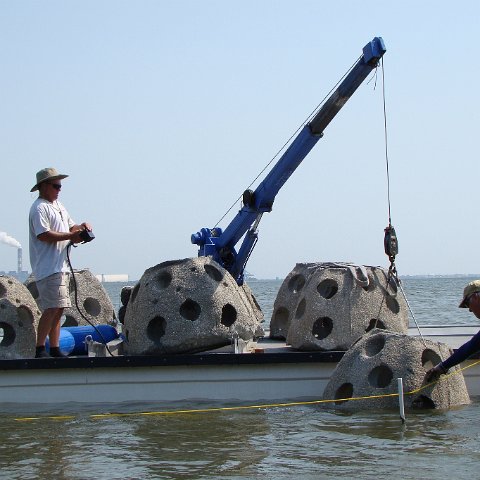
{"left": 1, "top": 276, "right": 480, "bottom": 479}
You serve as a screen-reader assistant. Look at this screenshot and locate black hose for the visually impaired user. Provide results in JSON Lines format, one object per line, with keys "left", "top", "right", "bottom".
{"left": 66, "top": 242, "right": 115, "bottom": 356}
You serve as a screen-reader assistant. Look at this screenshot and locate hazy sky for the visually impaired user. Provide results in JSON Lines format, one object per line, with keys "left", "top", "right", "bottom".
{"left": 0, "top": 1, "right": 478, "bottom": 280}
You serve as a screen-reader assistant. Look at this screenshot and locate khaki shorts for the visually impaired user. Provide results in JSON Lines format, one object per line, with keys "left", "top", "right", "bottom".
{"left": 36, "top": 272, "right": 72, "bottom": 311}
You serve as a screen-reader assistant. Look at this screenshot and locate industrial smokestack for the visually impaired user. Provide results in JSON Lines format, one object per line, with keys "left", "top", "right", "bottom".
{"left": 17, "top": 248, "right": 22, "bottom": 273}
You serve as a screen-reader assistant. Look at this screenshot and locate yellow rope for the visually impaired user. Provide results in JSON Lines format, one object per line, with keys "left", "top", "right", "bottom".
{"left": 13, "top": 358, "right": 480, "bottom": 422}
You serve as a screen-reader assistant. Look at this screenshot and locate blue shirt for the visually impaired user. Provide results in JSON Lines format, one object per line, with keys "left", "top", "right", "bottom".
{"left": 441, "top": 330, "right": 480, "bottom": 370}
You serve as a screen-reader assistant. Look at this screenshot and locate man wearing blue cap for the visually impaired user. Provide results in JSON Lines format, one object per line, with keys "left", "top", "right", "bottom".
{"left": 426, "top": 280, "right": 480, "bottom": 381}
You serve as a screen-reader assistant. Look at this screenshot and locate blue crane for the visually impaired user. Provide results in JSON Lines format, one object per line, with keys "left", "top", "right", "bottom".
{"left": 191, "top": 37, "right": 387, "bottom": 285}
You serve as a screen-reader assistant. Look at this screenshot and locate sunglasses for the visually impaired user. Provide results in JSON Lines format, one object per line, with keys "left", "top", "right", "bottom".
{"left": 48, "top": 183, "right": 62, "bottom": 190}
{"left": 465, "top": 293, "right": 477, "bottom": 308}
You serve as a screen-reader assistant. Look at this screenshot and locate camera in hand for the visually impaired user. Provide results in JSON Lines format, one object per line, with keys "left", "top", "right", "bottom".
{"left": 79, "top": 229, "right": 95, "bottom": 243}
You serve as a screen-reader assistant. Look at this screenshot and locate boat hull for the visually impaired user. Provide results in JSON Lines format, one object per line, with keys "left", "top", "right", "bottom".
{"left": 1, "top": 326, "right": 479, "bottom": 408}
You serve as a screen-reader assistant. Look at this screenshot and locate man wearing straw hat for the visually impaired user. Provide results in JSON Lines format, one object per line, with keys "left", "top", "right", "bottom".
{"left": 426, "top": 280, "right": 480, "bottom": 381}
{"left": 29, "top": 167, "right": 92, "bottom": 358}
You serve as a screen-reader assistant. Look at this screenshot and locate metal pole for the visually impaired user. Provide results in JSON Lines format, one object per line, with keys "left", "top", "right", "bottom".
{"left": 397, "top": 377, "right": 406, "bottom": 423}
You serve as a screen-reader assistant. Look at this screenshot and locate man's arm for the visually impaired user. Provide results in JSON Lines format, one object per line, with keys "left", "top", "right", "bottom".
{"left": 426, "top": 330, "right": 480, "bottom": 382}
{"left": 441, "top": 331, "right": 480, "bottom": 370}
{"left": 37, "top": 230, "right": 83, "bottom": 244}
{"left": 38, "top": 220, "right": 92, "bottom": 244}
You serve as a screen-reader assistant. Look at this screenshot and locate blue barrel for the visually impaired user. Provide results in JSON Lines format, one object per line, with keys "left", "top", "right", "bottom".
{"left": 63, "top": 325, "right": 119, "bottom": 355}
{"left": 46, "top": 329, "right": 75, "bottom": 356}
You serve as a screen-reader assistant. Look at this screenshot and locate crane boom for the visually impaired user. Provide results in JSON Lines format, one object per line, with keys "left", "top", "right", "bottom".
{"left": 191, "top": 37, "right": 386, "bottom": 284}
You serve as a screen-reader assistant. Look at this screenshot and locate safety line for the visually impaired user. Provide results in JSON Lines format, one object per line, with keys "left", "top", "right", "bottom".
{"left": 12, "top": 358, "right": 480, "bottom": 422}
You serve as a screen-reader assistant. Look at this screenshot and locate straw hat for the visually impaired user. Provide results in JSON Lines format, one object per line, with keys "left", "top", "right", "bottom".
{"left": 30, "top": 167, "right": 68, "bottom": 192}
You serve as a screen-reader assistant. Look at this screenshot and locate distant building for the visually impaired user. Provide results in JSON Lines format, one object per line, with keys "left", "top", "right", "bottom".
{"left": 95, "top": 274, "right": 129, "bottom": 283}
{"left": 243, "top": 271, "right": 257, "bottom": 282}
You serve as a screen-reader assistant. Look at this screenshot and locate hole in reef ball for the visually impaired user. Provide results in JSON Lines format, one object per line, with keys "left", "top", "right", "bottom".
{"left": 0, "top": 283, "right": 6, "bottom": 298}
{"left": 63, "top": 315, "right": 78, "bottom": 327}
{"left": 365, "top": 319, "right": 386, "bottom": 332}
{"left": 288, "top": 274, "right": 305, "bottom": 294}
{"left": 411, "top": 395, "right": 436, "bottom": 409}
{"left": 421, "top": 348, "right": 442, "bottom": 369}
{"left": 295, "top": 298, "right": 306, "bottom": 319}
{"left": 147, "top": 316, "right": 167, "bottom": 343}
{"left": 364, "top": 334, "right": 386, "bottom": 356}
{"left": 272, "top": 307, "right": 289, "bottom": 333}
{"left": 368, "top": 364, "right": 393, "bottom": 388}
{"left": 362, "top": 274, "right": 376, "bottom": 292}
{"left": 83, "top": 297, "right": 101, "bottom": 317}
{"left": 120, "top": 286, "right": 133, "bottom": 306}
{"left": 204, "top": 264, "right": 224, "bottom": 282}
{"left": 312, "top": 316, "right": 333, "bottom": 340}
{"left": 317, "top": 279, "right": 338, "bottom": 299}
{"left": 16, "top": 306, "right": 33, "bottom": 325}
{"left": 334, "top": 383, "right": 354, "bottom": 405}
{"left": 385, "top": 295, "right": 400, "bottom": 314}
{"left": 180, "top": 299, "right": 201, "bottom": 321}
{"left": 26, "top": 282, "right": 39, "bottom": 299}
{"left": 156, "top": 270, "right": 172, "bottom": 288}
{"left": 221, "top": 303, "right": 237, "bottom": 327}
{"left": 0, "top": 322, "right": 16, "bottom": 347}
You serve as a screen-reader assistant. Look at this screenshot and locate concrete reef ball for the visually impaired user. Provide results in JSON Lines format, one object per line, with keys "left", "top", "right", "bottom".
{"left": 323, "top": 329, "right": 470, "bottom": 410}
{"left": 271, "top": 262, "right": 408, "bottom": 351}
{"left": 0, "top": 275, "right": 41, "bottom": 359}
{"left": 25, "top": 269, "right": 116, "bottom": 327}
{"left": 123, "top": 257, "right": 264, "bottom": 355}
{"left": 269, "top": 263, "right": 318, "bottom": 339}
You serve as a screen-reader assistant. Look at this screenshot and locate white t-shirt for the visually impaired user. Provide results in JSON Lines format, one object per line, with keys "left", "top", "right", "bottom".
{"left": 29, "top": 198, "right": 75, "bottom": 281}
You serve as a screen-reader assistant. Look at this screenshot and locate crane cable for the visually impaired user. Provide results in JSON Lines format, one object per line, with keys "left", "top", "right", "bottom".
{"left": 379, "top": 58, "right": 429, "bottom": 350}
{"left": 380, "top": 57, "right": 398, "bottom": 275}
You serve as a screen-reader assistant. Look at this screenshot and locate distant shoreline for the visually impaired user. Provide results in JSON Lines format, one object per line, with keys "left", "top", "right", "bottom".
{"left": 2, "top": 272, "right": 479, "bottom": 284}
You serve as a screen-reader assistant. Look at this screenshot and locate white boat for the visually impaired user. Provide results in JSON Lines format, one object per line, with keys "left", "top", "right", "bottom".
{"left": 0, "top": 325, "right": 478, "bottom": 408}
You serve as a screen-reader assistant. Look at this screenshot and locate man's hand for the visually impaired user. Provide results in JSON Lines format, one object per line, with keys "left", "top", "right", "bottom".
{"left": 70, "top": 230, "right": 84, "bottom": 244}
{"left": 69, "top": 222, "right": 92, "bottom": 243}
{"left": 425, "top": 363, "right": 447, "bottom": 383}
{"left": 80, "top": 222, "right": 92, "bottom": 232}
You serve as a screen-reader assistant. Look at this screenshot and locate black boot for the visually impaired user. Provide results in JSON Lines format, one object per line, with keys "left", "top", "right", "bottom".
{"left": 49, "top": 347, "right": 68, "bottom": 358}
{"left": 35, "top": 346, "right": 51, "bottom": 358}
